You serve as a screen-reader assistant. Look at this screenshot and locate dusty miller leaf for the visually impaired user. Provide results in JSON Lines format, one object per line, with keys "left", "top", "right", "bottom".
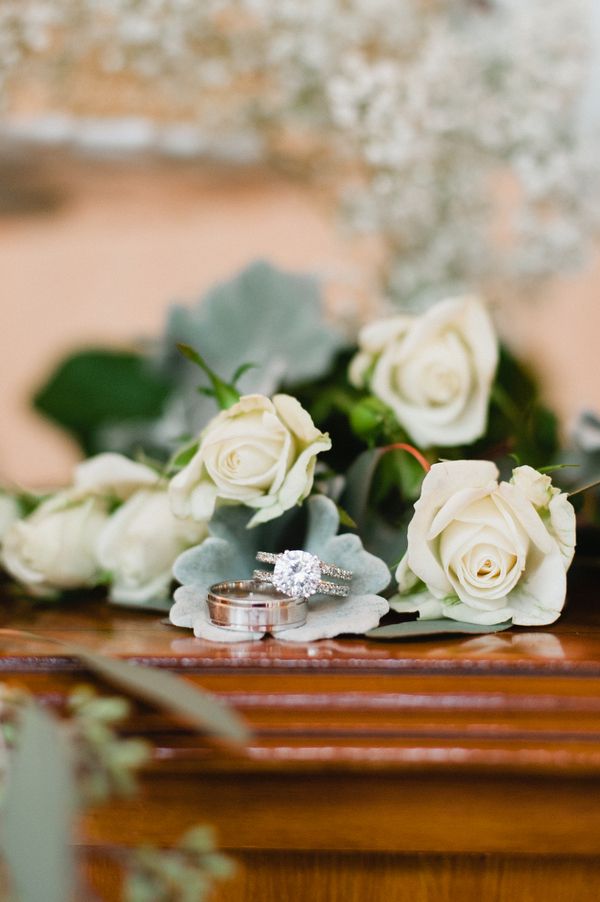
{"left": 367, "top": 619, "right": 513, "bottom": 639}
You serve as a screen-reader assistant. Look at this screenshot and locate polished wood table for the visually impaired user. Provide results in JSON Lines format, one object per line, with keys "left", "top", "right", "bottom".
{"left": 1, "top": 564, "right": 599, "bottom": 901}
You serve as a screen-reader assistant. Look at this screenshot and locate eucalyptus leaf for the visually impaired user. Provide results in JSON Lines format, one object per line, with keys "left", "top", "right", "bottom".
{"left": 366, "top": 619, "right": 513, "bottom": 639}
{"left": 0, "top": 628, "right": 249, "bottom": 744}
{"left": 65, "top": 644, "right": 249, "bottom": 744}
{"left": 2, "top": 704, "right": 76, "bottom": 902}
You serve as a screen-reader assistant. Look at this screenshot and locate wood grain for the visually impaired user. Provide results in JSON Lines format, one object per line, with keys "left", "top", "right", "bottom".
{"left": 1, "top": 565, "right": 599, "bottom": 900}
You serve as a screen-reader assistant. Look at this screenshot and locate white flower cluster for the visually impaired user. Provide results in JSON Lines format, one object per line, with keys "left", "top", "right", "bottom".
{"left": 0, "top": 394, "right": 330, "bottom": 605}
{"left": 1, "top": 0, "right": 597, "bottom": 299}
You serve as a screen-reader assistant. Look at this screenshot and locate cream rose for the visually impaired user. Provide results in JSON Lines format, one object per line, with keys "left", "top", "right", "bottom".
{"left": 169, "top": 394, "right": 331, "bottom": 527}
{"left": 349, "top": 296, "right": 498, "bottom": 447}
{"left": 392, "top": 460, "right": 576, "bottom": 626}
{"left": 73, "top": 452, "right": 160, "bottom": 499}
{"left": 2, "top": 491, "right": 109, "bottom": 597}
{"left": 96, "top": 488, "right": 207, "bottom": 606}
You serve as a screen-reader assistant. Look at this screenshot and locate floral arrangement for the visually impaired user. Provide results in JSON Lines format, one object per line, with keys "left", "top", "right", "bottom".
{"left": 1, "top": 261, "right": 589, "bottom": 643}
{"left": 1, "top": 1, "right": 598, "bottom": 302}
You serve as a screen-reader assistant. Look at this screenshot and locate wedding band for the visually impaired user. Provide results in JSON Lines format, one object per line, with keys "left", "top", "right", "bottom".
{"left": 207, "top": 579, "right": 307, "bottom": 632}
{"left": 255, "top": 549, "right": 352, "bottom": 598}
{"left": 253, "top": 570, "right": 350, "bottom": 597}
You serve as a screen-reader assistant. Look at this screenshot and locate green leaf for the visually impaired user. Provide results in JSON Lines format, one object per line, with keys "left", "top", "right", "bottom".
{"left": 538, "top": 463, "right": 579, "bottom": 474}
{"left": 335, "top": 504, "right": 357, "bottom": 530}
{"left": 169, "top": 440, "right": 200, "bottom": 471}
{"left": 366, "top": 619, "right": 513, "bottom": 639}
{"left": 341, "top": 448, "right": 384, "bottom": 529}
{"left": 2, "top": 704, "right": 77, "bottom": 902}
{"left": 231, "top": 362, "right": 258, "bottom": 386}
{"left": 177, "top": 343, "right": 240, "bottom": 410}
{"left": 33, "top": 349, "right": 173, "bottom": 455}
{"left": 66, "top": 644, "right": 250, "bottom": 745}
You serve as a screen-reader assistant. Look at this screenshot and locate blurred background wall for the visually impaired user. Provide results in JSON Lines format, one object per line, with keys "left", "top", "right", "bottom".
{"left": 2, "top": 150, "right": 598, "bottom": 487}
{"left": 1, "top": 1, "right": 599, "bottom": 486}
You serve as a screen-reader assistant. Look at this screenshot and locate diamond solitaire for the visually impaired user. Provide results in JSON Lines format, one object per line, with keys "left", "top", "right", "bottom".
{"left": 273, "top": 550, "right": 322, "bottom": 597}
{"left": 254, "top": 550, "right": 352, "bottom": 598}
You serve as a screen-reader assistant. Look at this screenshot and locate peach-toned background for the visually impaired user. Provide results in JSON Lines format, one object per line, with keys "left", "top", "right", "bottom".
{"left": 1, "top": 152, "right": 599, "bottom": 487}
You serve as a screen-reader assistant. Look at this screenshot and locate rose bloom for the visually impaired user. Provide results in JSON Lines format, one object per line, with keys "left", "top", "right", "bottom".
{"left": 349, "top": 296, "right": 498, "bottom": 448}
{"left": 2, "top": 491, "right": 109, "bottom": 597}
{"left": 73, "top": 452, "right": 160, "bottom": 498}
{"left": 392, "top": 461, "right": 576, "bottom": 626}
{"left": 97, "top": 488, "right": 207, "bottom": 606}
{"left": 170, "top": 394, "right": 331, "bottom": 527}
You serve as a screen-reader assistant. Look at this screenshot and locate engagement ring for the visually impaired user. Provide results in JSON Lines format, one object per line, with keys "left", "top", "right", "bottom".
{"left": 254, "top": 549, "right": 352, "bottom": 598}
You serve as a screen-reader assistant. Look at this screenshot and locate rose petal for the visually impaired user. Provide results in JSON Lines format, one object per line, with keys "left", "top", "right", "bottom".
{"left": 507, "top": 544, "right": 567, "bottom": 626}
{"left": 273, "top": 394, "right": 321, "bottom": 443}
{"left": 74, "top": 453, "right": 159, "bottom": 499}
{"left": 548, "top": 492, "right": 576, "bottom": 569}
{"left": 407, "top": 460, "right": 499, "bottom": 596}
{"left": 389, "top": 591, "right": 444, "bottom": 619}
{"left": 497, "top": 482, "right": 553, "bottom": 555}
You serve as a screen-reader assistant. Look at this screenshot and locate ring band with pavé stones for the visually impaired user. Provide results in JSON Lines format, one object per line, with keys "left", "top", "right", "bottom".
{"left": 207, "top": 579, "right": 307, "bottom": 632}
{"left": 254, "top": 549, "right": 352, "bottom": 598}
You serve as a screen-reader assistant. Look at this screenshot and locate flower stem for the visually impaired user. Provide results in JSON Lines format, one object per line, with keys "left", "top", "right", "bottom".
{"left": 380, "top": 442, "right": 431, "bottom": 473}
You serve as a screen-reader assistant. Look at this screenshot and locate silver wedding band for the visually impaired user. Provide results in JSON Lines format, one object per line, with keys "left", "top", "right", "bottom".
{"left": 207, "top": 579, "right": 307, "bottom": 632}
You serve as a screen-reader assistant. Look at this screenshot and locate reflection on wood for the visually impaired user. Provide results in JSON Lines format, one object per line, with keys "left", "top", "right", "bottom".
{"left": 0, "top": 563, "right": 599, "bottom": 900}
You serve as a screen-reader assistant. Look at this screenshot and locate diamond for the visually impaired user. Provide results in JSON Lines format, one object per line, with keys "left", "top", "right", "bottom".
{"left": 272, "top": 550, "right": 322, "bottom": 597}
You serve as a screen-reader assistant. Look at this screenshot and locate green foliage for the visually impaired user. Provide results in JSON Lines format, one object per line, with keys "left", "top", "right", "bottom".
{"left": 124, "top": 827, "right": 234, "bottom": 902}
{"left": 155, "top": 260, "right": 346, "bottom": 455}
{"left": 2, "top": 704, "right": 76, "bottom": 902}
{"left": 340, "top": 448, "right": 425, "bottom": 567}
{"left": 176, "top": 343, "right": 240, "bottom": 411}
{"left": 163, "top": 261, "right": 345, "bottom": 392}
{"left": 367, "top": 619, "right": 513, "bottom": 639}
{"left": 67, "top": 687, "right": 149, "bottom": 803}
{"left": 33, "top": 349, "right": 173, "bottom": 456}
{"left": 32, "top": 262, "right": 345, "bottom": 460}
{"left": 469, "top": 345, "right": 559, "bottom": 471}
{"left": 0, "top": 659, "right": 244, "bottom": 901}
{"left": 63, "top": 643, "right": 250, "bottom": 745}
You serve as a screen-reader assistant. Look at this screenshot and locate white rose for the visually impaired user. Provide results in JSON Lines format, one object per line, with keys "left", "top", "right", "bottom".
{"left": 169, "top": 394, "right": 331, "bottom": 527}
{"left": 2, "top": 491, "right": 109, "bottom": 597}
{"left": 349, "top": 296, "right": 498, "bottom": 447}
{"left": 73, "top": 452, "right": 160, "bottom": 499}
{"left": 392, "top": 460, "right": 576, "bottom": 626}
{"left": 0, "top": 494, "right": 21, "bottom": 543}
{"left": 97, "top": 488, "right": 207, "bottom": 606}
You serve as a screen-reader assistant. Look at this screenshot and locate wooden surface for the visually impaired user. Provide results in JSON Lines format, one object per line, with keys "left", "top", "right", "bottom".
{"left": 1, "top": 563, "right": 599, "bottom": 900}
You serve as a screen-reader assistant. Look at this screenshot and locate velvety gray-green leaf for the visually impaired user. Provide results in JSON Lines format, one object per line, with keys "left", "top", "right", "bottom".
{"left": 2, "top": 704, "right": 76, "bottom": 902}
{"left": 366, "top": 619, "right": 513, "bottom": 639}
{"left": 304, "top": 495, "right": 391, "bottom": 595}
{"left": 156, "top": 260, "right": 346, "bottom": 443}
